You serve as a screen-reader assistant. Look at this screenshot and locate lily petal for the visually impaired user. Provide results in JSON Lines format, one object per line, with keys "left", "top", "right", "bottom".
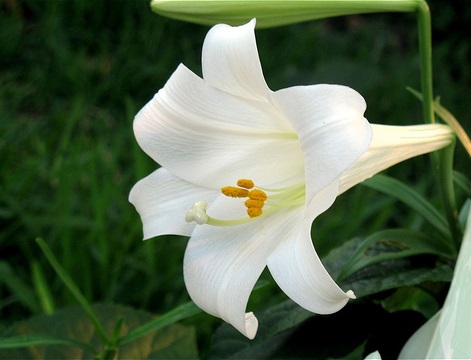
{"left": 128, "top": 168, "right": 218, "bottom": 239}
{"left": 202, "top": 19, "right": 270, "bottom": 101}
{"left": 270, "top": 84, "right": 372, "bottom": 210}
{"left": 183, "top": 196, "right": 304, "bottom": 339}
{"left": 266, "top": 181, "right": 355, "bottom": 314}
{"left": 133, "top": 64, "right": 303, "bottom": 189}
{"left": 338, "top": 124, "right": 454, "bottom": 195}
{"left": 398, "top": 312, "right": 440, "bottom": 359}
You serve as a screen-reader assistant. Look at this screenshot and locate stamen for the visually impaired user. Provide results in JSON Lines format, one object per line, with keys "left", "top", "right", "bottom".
{"left": 237, "top": 179, "right": 254, "bottom": 189}
{"left": 248, "top": 189, "right": 267, "bottom": 201}
{"left": 244, "top": 199, "right": 264, "bottom": 208}
{"left": 245, "top": 199, "right": 264, "bottom": 218}
{"left": 247, "top": 207, "right": 263, "bottom": 218}
{"left": 221, "top": 186, "right": 249, "bottom": 198}
{"left": 220, "top": 180, "right": 268, "bottom": 219}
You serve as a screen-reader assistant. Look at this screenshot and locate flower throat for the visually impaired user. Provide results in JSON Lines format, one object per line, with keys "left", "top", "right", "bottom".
{"left": 185, "top": 178, "right": 305, "bottom": 226}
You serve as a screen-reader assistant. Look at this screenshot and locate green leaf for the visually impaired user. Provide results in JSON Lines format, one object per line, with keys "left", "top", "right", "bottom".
{"left": 118, "top": 301, "right": 201, "bottom": 346}
{"left": 0, "top": 303, "right": 198, "bottom": 359}
{"left": 323, "top": 236, "right": 453, "bottom": 298}
{"left": 0, "top": 261, "right": 40, "bottom": 314}
{"left": 338, "top": 228, "right": 454, "bottom": 281}
{"left": 345, "top": 261, "right": 453, "bottom": 299}
{"left": 31, "top": 261, "right": 55, "bottom": 315}
{"left": 361, "top": 174, "right": 451, "bottom": 238}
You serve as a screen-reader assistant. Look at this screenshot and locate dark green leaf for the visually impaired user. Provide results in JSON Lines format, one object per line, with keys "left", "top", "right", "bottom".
{"left": 324, "top": 235, "right": 454, "bottom": 298}
{"left": 338, "top": 228, "right": 454, "bottom": 281}
{"left": 343, "top": 261, "right": 453, "bottom": 298}
{"left": 361, "top": 174, "right": 450, "bottom": 238}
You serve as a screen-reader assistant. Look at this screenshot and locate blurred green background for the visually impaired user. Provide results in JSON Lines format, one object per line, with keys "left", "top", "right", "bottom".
{"left": 1, "top": 0, "right": 470, "bottom": 357}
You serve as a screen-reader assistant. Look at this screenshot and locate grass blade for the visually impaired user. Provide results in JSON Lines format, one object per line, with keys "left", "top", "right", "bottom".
{"left": 118, "top": 301, "right": 201, "bottom": 346}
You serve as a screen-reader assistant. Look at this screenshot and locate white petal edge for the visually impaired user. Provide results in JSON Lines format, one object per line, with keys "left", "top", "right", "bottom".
{"left": 338, "top": 124, "right": 454, "bottom": 195}
{"left": 183, "top": 197, "right": 305, "bottom": 339}
{"left": 128, "top": 168, "right": 218, "bottom": 239}
{"left": 202, "top": 19, "right": 270, "bottom": 101}
{"left": 267, "top": 182, "right": 355, "bottom": 314}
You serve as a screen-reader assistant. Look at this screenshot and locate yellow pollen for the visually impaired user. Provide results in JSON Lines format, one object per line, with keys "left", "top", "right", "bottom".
{"left": 221, "top": 180, "right": 268, "bottom": 219}
{"left": 237, "top": 179, "right": 255, "bottom": 189}
{"left": 248, "top": 189, "right": 267, "bottom": 201}
{"left": 221, "top": 186, "right": 249, "bottom": 198}
{"left": 244, "top": 199, "right": 264, "bottom": 209}
{"left": 247, "top": 207, "right": 263, "bottom": 218}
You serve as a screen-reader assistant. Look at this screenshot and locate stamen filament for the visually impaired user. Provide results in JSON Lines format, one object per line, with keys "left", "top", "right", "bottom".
{"left": 206, "top": 216, "right": 256, "bottom": 226}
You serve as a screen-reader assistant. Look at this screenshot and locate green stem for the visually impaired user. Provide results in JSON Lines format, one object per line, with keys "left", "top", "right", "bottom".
{"left": 416, "top": 1, "right": 435, "bottom": 124}
{"left": 416, "top": 2, "right": 462, "bottom": 247}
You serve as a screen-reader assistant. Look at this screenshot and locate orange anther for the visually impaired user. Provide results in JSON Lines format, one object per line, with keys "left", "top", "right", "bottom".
{"left": 237, "top": 179, "right": 255, "bottom": 189}
{"left": 248, "top": 189, "right": 267, "bottom": 201}
{"left": 247, "top": 207, "right": 263, "bottom": 218}
{"left": 221, "top": 186, "right": 249, "bottom": 198}
{"left": 244, "top": 199, "right": 264, "bottom": 209}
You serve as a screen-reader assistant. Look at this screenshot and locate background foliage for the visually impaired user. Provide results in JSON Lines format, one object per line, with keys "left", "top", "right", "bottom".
{"left": 1, "top": 0, "right": 470, "bottom": 358}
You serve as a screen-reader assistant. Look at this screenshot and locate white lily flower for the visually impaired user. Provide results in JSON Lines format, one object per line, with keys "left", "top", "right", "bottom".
{"left": 129, "top": 19, "right": 453, "bottom": 339}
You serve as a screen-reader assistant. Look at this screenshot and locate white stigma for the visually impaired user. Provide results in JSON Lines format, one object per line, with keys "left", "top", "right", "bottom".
{"left": 185, "top": 201, "right": 209, "bottom": 225}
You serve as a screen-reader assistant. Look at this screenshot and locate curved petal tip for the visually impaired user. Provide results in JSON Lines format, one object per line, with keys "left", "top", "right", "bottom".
{"left": 244, "top": 312, "right": 258, "bottom": 339}
{"left": 346, "top": 290, "right": 356, "bottom": 299}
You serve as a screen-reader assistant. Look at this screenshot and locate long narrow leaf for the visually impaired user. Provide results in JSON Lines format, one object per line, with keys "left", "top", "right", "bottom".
{"left": 0, "top": 334, "right": 95, "bottom": 353}
{"left": 0, "top": 262, "right": 39, "bottom": 314}
{"left": 118, "top": 301, "right": 201, "bottom": 346}
{"left": 31, "top": 261, "right": 55, "bottom": 315}
{"left": 407, "top": 87, "right": 471, "bottom": 157}
{"left": 338, "top": 228, "right": 454, "bottom": 281}
{"left": 362, "top": 174, "right": 450, "bottom": 238}
{"left": 35, "top": 238, "right": 111, "bottom": 345}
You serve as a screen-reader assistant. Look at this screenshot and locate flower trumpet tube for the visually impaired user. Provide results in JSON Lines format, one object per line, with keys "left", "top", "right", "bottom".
{"left": 129, "top": 19, "right": 453, "bottom": 339}
{"left": 151, "top": 0, "right": 421, "bottom": 28}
